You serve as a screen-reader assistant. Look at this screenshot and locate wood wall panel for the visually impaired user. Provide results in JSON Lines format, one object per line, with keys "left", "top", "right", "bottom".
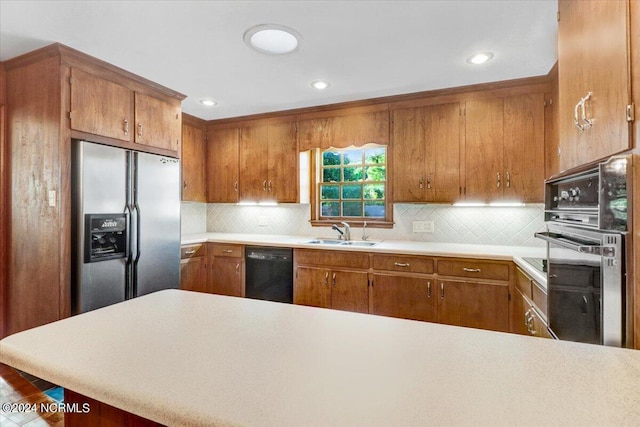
{"left": 7, "top": 56, "right": 63, "bottom": 334}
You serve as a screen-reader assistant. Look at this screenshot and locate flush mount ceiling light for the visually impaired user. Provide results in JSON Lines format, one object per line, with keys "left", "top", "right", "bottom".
{"left": 244, "top": 24, "right": 302, "bottom": 55}
{"left": 466, "top": 52, "right": 494, "bottom": 65}
{"left": 311, "top": 80, "right": 330, "bottom": 90}
{"left": 199, "top": 99, "right": 217, "bottom": 107}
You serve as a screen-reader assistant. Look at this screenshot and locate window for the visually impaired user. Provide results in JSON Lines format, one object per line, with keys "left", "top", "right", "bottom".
{"left": 317, "top": 146, "right": 387, "bottom": 221}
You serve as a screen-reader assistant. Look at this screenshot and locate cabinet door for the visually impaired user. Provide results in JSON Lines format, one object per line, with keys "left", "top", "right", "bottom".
{"left": 267, "top": 122, "right": 298, "bottom": 202}
{"left": 558, "top": 0, "right": 630, "bottom": 170}
{"left": 134, "top": 92, "right": 181, "bottom": 152}
{"left": 207, "top": 128, "right": 239, "bottom": 203}
{"left": 529, "top": 308, "right": 553, "bottom": 339}
{"left": 209, "top": 258, "right": 244, "bottom": 297}
{"left": 70, "top": 68, "right": 133, "bottom": 141}
{"left": 425, "top": 102, "right": 462, "bottom": 202}
{"left": 239, "top": 125, "right": 269, "bottom": 201}
{"left": 180, "top": 257, "right": 207, "bottom": 293}
{"left": 294, "top": 267, "right": 331, "bottom": 309}
{"left": 391, "top": 108, "right": 426, "bottom": 202}
{"left": 437, "top": 279, "right": 509, "bottom": 332}
{"left": 181, "top": 123, "right": 206, "bottom": 202}
{"left": 331, "top": 270, "right": 369, "bottom": 314}
{"left": 503, "top": 93, "right": 545, "bottom": 202}
{"left": 511, "top": 288, "right": 532, "bottom": 336}
{"left": 464, "top": 98, "right": 504, "bottom": 201}
{"left": 371, "top": 274, "right": 436, "bottom": 322}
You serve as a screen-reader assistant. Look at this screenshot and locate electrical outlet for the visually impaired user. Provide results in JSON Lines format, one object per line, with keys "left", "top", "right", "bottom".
{"left": 258, "top": 215, "right": 268, "bottom": 226}
{"left": 412, "top": 220, "right": 434, "bottom": 233}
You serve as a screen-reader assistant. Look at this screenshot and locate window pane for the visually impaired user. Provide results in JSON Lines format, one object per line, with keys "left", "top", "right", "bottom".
{"left": 343, "top": 167, "right": 363, "bottom": 182}
{"left": 364, "top": 184, "right": 385, "bottom": 199}
{"left": 342, "top": 202, "right": 362, "bottom": 217}
{"left": 321, "top": 202, "right": 340, "bottom": 217}
{"left": 341, "top": 184, "right": 362, "bottom": 199}
{"left": 343, "top": 150, "right": 362, "bottom": 165}
{"left": 322, "top": 168, "right": 340, "bottom": 182}
{"left": 364, "top": 201, "right": 385, "bottom": 217}
{"left": 365, "top": 166, "right": 386, "bottom": 181}
{"left": 321, "top": 185, "right": 339, "bottom": 200}
{"left": 323, "top": 151, "right": 341, "bottom": 166}
{"left": 365, "top": 147, "right": 386, "bottom": 164}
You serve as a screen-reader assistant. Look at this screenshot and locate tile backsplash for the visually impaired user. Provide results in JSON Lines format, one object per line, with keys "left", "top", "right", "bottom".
{"left": 185, "top": 203, "right": 546, "bottom": 247}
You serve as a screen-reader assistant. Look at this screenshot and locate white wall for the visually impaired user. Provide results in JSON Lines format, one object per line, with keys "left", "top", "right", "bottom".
{"left": 186, "top": 203, "right": 546, "bottom": 247}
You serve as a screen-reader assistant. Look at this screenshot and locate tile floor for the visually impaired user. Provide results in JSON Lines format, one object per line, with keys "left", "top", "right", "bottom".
{"left": 0, "top": 364, "right": 63, "bottom": 426}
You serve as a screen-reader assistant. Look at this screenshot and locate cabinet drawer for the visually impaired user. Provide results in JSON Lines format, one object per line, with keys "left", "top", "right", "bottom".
{"left": 295, "top": 249, "right": 369, "bottom": 269}
{"left": 210, "top": 243, "right": 243, "bottom": 258}
{"left": 181, "top": 244, "right": 207, "bottom": 259}
{"left": 532, "top": 281, "right": 547, "bottom": 318}
{"left": 515, "top": 268, "right": 533, "bottom": 299}
{"left": 372, "top": 254, "right": 434, "bottom": 274}
{"left": 437, "top": 259, "right": 510, "bottom": 281}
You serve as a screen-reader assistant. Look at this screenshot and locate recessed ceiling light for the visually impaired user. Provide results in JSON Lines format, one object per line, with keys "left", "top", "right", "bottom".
{"left": 311, "top": 80, "right": 330, "bottom": 90}
{"left": 466, "top": 52, "right": 494, "bottom": 65}
{"left": 199, "top": 99, "right": 217, "bottom": 107}
{"left": 244, "top": 24, "right": 302, "bottom": 55}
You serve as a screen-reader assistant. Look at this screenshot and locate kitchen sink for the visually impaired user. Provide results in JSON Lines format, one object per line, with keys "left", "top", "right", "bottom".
{"left": 303, "top": 239, "right": 379, "bottom": 247}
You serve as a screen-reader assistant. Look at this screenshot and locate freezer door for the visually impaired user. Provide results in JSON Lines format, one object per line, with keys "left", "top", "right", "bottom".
{"left": 133, "top": 152, "right": 180, "bottom": 296}
{"left": 73, "top": 141, "right": 128, "bottom": 313}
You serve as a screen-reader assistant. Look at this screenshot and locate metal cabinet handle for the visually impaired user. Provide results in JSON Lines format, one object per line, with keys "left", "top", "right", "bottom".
{"left": 332, "top": 273, "right": 336, "bottom": 287}
{"left": 184, "top": 250, "right": 196, "bottom": 255}
{"left": 419, "top": 176, "right": 424, "bottom": 189}
{"left": 440, "top": 282, "right": 444, "bottom": 299}
{"left": 463, "top": 268, "right": 482, "bottom": 273}
{"left": 496, "top": 172, "right": 501, "bottom": 188}
{"left": 574, "top": 99, "right": 585, "bottom": 132}
{"left": 394, "top": 262, "right": 410, "bottom": 267}
{"left": 580, "top": 92, "right": 593, "bottom": 129}
{"left": 582, "top": 295, "right": 589, "bottom": 315}
{"left": 123, "top": 119, "right": 129, "bottom": 136}
{"left": 325, "top": 272, "right": 329, "bottom": 287}
{"left": 268, "top": 180, "right": 272, "bottom": 192}
{"left": 426, "top": 174, "right": 432, "bottom": 189}
{"left": 183, "top": 180, "right": 188, "bottom": 189}
{"left": 506, "top": 172, "right": 510, "bottom": 188}
{"left": 234, "top": 181, "right": 238, "bottom": 192}
{"left": 137, "top": 122, "right": 143, "bottom": 139}
{"left": 262, "top": 180, "right": 267, "bottom": 191}
{"left": 222, "top": 249, "right": 233, "bottom": 254}
{"left": 235, "top": 263, "right": 240, "bottom": 274}
{"left": 427, "top": 281, "right": 431, "bottom": 298}
{"left": 524, "top": 308, "right": 531, "bottom": 330}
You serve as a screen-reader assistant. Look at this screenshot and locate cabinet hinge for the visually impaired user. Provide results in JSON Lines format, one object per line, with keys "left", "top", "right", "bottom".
{"left": 626, "top": 104, "right": 635, "bottom": 122}
{"left": 508, "top": 293, "right": 511, "bottom": 302}
{"left": 557, "top": 10, "right": 560, "bottom": 22}
{"left": 68, "top": 77, "right": 72, "bottom": 85}
{"left": 68, "top": 111, "right": 72, "bottom": 120}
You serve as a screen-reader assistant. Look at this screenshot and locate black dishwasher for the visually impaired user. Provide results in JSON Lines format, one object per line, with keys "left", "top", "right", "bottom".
{"left": 245, "top": 247, "right": 293, "bottom": 304}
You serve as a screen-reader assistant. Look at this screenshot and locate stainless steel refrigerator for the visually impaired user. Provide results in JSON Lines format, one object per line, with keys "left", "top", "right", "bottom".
{"left": 71, "top": 140, "right": 180, "bottom": 314}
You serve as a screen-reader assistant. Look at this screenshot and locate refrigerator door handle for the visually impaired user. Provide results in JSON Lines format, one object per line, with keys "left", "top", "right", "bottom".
{"left": 132, "top": 152, "right": 142, "bottom": 297}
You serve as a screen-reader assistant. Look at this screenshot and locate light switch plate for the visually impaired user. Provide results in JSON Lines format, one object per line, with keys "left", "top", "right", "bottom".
{"left": 412, "top": 220, "right": 434, "bottom": 233}
{"left": 48, "top": 190, "right": 57, "bottom": 207}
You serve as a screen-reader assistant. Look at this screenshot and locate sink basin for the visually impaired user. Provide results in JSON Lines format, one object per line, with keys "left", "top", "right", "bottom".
{"left": 339, "top": 241, "right": 379, "bottom": 247}
{"left": 303, "top": 239, "right": 379, "bottom": 247}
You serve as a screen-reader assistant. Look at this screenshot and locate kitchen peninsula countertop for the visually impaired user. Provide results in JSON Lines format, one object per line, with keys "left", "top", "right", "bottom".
{"left": 182, "top": 232, "right": 548, "bottom": 287}
{"left": 1, "top": 290, "right": 638, "bottom": 426}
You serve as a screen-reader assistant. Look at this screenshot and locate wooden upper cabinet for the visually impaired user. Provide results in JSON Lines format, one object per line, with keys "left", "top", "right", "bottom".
{"left": 207, "top": 127, "right": 240, "bottom": 203}
{"left": 134, "top": 92, "right": 181, "bottom": 152}
{"left": 181, "top": 120, "right": 206, "bottom": 202}
{"left": 464, "top": 98, "right": 504, "bottom": 202}
{"left": 392, "top": 103, "right": 461, "bottom": 203}
{"left": 70, "top": 68, "right": 133, "bottom": 142}
{"left": 557, "top": 0, "right": 631, "bottom": 171}
{"left": 239, "top": 121, "right": 297, "bottom": 203}
{"left": 297, "top": 110, "right": 389, "bottom": 151}
{"left": 503, "top": 93, "right": 545, "bottom": 202}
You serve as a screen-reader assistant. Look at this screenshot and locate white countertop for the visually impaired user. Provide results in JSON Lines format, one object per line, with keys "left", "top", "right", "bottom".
{"left": 182, "top": 232, "right": 548, "bottom": 287}
{"left": 1, "top": 290, "right": 638, "bottom": 426}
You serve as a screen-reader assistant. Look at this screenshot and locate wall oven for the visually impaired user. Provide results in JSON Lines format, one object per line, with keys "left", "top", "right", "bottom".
{"left": 536, "top": 155, "right": 630, "bottom": 347}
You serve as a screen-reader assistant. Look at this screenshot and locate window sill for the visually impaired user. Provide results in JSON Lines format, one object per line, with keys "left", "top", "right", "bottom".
{"left": 310, "top": 220, "right": 394, "bottom": 229}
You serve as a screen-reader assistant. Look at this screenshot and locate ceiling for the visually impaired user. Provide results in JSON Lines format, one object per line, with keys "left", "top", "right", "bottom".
{"left": 0, "top": 1, "right": 558, "bottom": 121}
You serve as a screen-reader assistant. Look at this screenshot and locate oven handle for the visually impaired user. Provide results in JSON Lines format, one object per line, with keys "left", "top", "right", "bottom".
{"left": 534, "top": 232, "right": 616, "bottom": 257}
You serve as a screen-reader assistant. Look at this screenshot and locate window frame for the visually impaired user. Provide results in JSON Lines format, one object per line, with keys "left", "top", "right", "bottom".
{"left": 309, "top": 146, "right": 394, "bottom": 228}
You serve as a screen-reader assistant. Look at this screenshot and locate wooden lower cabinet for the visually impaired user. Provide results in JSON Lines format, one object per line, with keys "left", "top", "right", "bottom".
{"left": 370, "top": 274, "right": 437, "bottom": 322}
{"left": 437, "top": 279, "right": 509, "bottom": 332}
{"left": 180, "top": 257, "right": 208, "bottom": 293}
{"left": 209, "top": 256, "right": 244, "bottom": 297}
{"left": 294, "top": 266, "right": 368, "bottom": 313}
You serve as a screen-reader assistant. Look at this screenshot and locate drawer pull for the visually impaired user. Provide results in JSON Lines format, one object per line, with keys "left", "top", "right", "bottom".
{"left": 184, "top": 250, "right": 196, "bottom": 255}
{"left": 463, "top": 268, "right": 482, "bottom": 273}
{"left": 222, "top": 249, "right": 233, "bottom": 254}
{"left": 394, "top": 262, "right": 410, "bottom": 267}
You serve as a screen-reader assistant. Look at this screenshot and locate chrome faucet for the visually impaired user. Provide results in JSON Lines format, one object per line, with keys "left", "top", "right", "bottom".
{"left": 340, "top": 221, "right": 351, "bottom": 241}
{"left": 331, "top": 224, "right": 344, "bottom": 240}
{"left": 362, "top": 221, "right": 369, "bottom": 241}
